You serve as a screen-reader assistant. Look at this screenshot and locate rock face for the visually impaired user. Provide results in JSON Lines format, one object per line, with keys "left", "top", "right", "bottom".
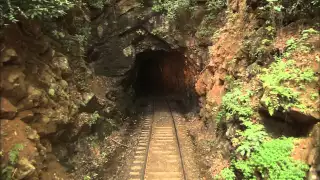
{"left": 0, "top": 97, "right": 17, "bottom": 119}
{"left": 0, "top": 0, "right": 210, "bottom": 178}
{"left": 15, "top": 158, "right": 36, "bottom": 179}
{"left": 0, "top": 18, "right": 110, "bottom": 178}
{"left": 193, "top": 0, "right": 320, "bottom": 178}
{"left": 89, "top": 0, "right": 209, "bottom": 93}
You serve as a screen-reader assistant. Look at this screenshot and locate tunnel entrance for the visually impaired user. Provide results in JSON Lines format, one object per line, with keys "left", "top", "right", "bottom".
{"left": 133, "top": 50, "right": 186, "bottom": 97}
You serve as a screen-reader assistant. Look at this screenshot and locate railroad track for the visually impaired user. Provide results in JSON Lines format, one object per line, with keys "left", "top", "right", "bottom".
{"left": 128, "top": 99, "right": 186, "bottom": 180}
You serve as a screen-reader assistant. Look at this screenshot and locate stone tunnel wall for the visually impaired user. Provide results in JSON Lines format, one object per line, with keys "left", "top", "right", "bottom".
{"left": 87, "top": 0, "right": 210, "bottom": 103}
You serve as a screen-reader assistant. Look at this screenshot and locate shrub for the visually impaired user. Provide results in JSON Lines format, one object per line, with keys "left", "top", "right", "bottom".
{"left": 152, "top": 0, "right": 191, "bottom": 20}
{"left": 260, "top": 35, "right": 317, "bottom": 116}
{"left": 217, "top": 85, "right": 268, "bottom": 157}
{"left": 215, "top": 83, "right": 308, "bottom": 179}
{"left": 260, "top": 58, "right": 301, "bottom": 115}
{"left": 214, "top": 168, "right": 236, "bottom": 180}
{"left": 206, "top": 0, "right": 227, "bottom": 15}
{"left": 1, "top": 144, "right": 24, "bottom": 180}
{"left": 234, "top": 138, "right": 309, "bottom": 180}
{"left": 88, "top": 111, "right": 101, "bottom": 126}
{"left": 86, "top": 0, "right": 109, "bottom": 9}
{"left": 0, "top": 0, "right": 74, "bottom": 23}
{"left": 234, "top": 121, "right": 267, "bottom": 157}
{"left": 216, "top": 87, "right": 254, "bottom": 122}
{"left": 8, "top": 144, "right": 24, "bottom": 164}
{"left": 284, "top": 0, "right": 320, "bottom": 19}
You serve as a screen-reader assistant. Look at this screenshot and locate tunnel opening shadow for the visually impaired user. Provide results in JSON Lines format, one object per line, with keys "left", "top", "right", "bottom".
{"left": 121, "top": 49, "right": 200, "bottom": 115}
{"left": 133, "top": 50, "right": 186, "bottom": 97}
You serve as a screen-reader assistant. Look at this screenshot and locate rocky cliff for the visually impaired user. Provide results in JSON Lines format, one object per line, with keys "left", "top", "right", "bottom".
{"left": 193, "top": 0, "right": 320, "bottom": 179}
{"left": 0, "top": 0, "right": 210, "bottom": 179}
{"left": 0, "top": 0, "right": 319, "bottom": 179}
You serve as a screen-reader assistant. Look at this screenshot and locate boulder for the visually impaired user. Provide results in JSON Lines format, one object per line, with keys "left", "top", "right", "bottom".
{"left": 259, "top": 103, "right": 320, "bottom": 124}
{"left": 52, "top": 56, "right": 70, "bottom": 74}
{"left": 0, "top": 97, "right": 17, "bottom": 119}
{"left": 31, "top": 121, "right": 57, "bottom": 135}
{"left": 82, "top": 92, "right": 95, "bottom": 105}
{"left": 0, "top": 66, "right": 26, "bottom": 92}
{"left": 288, "top": 107, "right": 320, "bottom": 124}
{"left": 0, "top": 48, "right": 18, "bottom": 63}
{"left": 15, "top": 158, "right": 36, "bottom": 180}
{"left": 117, "top": 0, "right": 141, "bottom": 15}
{"left": 26, "top": 128, "right": 40, "bottom": 141}
{"left": 17, "top": 110, "right": 34, "bottom": 123}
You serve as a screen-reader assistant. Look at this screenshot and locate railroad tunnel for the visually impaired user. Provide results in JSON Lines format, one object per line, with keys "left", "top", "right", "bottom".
{"left": 131, "top": 50, "right": 188, "bottom": 97}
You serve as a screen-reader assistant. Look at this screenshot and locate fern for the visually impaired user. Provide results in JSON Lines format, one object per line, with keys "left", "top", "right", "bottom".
{"left": 298, "top": 68, "right": 317, "bottom": 82}
{"left": 234, "top": 138, "right": 309, "bottom": 180}
{"left": 9, "top": 144, "right": 24, "bottom": 165}
{"left": 215, "top": 168, "right": 236, "bottom": 180}
{"left": 216, "top": 87, "right": 254, "bottom": 122}
{"left": 217, "top": 85, "right": 268, "bottom": 158}
{"left": 260, "top": 53, "right": 316, "bottom": 115}
{"left": 1, "top": 144, "right": 24, "bottom": 180}
{"left": 152, "top": 0, "right": 191, "bottom": 20}
{"left": 235, "top": 121, "right": 268, "bottom": 157}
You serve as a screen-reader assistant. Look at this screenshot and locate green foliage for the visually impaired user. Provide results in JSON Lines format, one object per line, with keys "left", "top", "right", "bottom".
{"left": 285, "top": 0, "right": 320, "bottom": 18}
{"left": 1, "top": 144, "right": 24, "bottom": 180}
{"left": 86, "top": 0, "right": 108, "bottom": 9}
{"left": 260, "top": 59, "right": 301, "bottom": 115}
{"left": 285, "top": 28, "right": 319, "bottom": 57}
{"left": 88, "top": 111, "right": 101, "bottom": 126}
{"left": 50, "top": 16, "right": 91, "bottom": 55}
{"left": 217, "top": 81, "right": 309, "bottom": 180}
{"left": 217, "top": 85, "right": 268, "bottom": 157}
{"left": 0, "top": 0, "right": 74, "bottom": 24}
{"left": 1, "top": 166, "right": 14, "bottom": 180}
{"left": 301, "top": 28, "right": 319, "bottom": 40}
{"left": 8, "top": 144, "right": 24, "bottom": 164}
{"left": 152, "top": 0, "right": 191, "bottom": 20}
{"left": 260, "top": 29, "right": 318, "bottom": 116}
{"left": 214, "top": 168, "right": 236, "bottom": 180}
{"left": 234, "top": 138, "right": 309, "bottom": 180}
{"left": 196, "top": 16, "right": 218, "bottom": 38}
{"left": 265, "top": 25, "right": 275, "bottom": 34}
{"left": 206, "top": 0, "right": 227, "bottom": 15}
{"left": 261, "top": 0, "right": 283, "bottom": 13}
{"left": 261, "top": 39, "right": 272, "bottom": 46}
{"left": 285, "top": 38, "right": 298, "bottom": 52}
{"left": 234, "top": 121, "right": 267, "bottom": 157}
{"left": 299, "top": 68, "right": 317, "bottom": 82}
{"left": 310, "top": 93, "right": 319, "bottom": 101}
{"left": 216, "top": 87, "right": 254, "bottom": 123}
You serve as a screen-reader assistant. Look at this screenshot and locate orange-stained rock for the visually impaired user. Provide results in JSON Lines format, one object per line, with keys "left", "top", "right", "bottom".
{"left": 0, "top": 97, "right": 17, "bottom": 119}
{"left": 206, "top": 85, "right": 225, "bottom": 105}
{"left": 195, "top": 70, "right": 215, "bottom": 96}
{"left": 292, "top": 138, "right": 314, "bottom": 164}
{"left": 195, "top": 80, "right": 206, "bottom": 95}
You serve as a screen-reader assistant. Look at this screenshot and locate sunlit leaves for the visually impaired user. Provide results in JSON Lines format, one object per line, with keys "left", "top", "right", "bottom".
{"left": 1, "top": 0, "right": 74, "bottom": 23}
{"left": 234, "top": 138, "right": 308, "bottom": 180}
{"left": 152, "top": 0, "right": 191, "bottom": 20}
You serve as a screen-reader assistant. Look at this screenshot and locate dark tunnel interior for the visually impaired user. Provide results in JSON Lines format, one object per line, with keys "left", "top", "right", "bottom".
{"left": 132, "top": 50, "right": 187, "bottom": 97}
